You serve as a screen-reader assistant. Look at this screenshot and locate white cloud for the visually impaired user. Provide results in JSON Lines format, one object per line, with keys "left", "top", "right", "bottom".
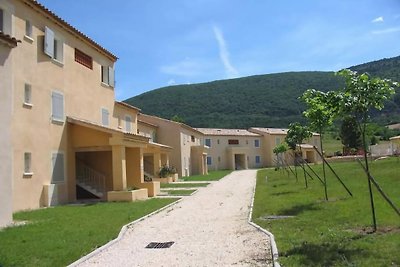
{"left": 371, "top": 27, "right": 400, "bottom": 34}
{"left": 167, "top": 79, "right": 176, "bottom": 86}
{"left": 212, "top": 26, "right": 239, "bottom": 78}
{"left": 371, "top": 16, "right": 384, "bottom": 23}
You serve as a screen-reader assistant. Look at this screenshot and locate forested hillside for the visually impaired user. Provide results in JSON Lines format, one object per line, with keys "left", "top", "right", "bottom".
{"left": 125, "top": 56, "right": 400, "bottom": 128}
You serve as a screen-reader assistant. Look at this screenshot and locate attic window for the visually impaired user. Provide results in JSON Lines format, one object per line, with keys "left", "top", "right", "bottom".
{"left": 75, "top": 48, "right": 93, "bottom": 69}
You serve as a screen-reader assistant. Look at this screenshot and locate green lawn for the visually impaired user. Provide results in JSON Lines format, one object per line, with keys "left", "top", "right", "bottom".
{"left": 160, "top": 182, "right": 210, "bottom": 188}
{"left": 161, "top": 189, "right": 197, "bottom": 196}
{"left": 253, "top": 158, "right": 400, "bottom": 267}
{"left": 0, "top": 198, "right": 178, "bottom": 267}
{"left": 182, "top": 170, "right": 232, "bottom": 181}
{"left": 322, "top": 134, "right": 343, "bottom": 156}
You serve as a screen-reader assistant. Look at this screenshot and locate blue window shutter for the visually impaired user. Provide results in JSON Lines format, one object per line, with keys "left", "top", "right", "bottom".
{"left": 44, "top": 27, "right": 55, "bottom": 58}
{"left": 51, "top": 91, "right": 64, "bottom": 121}
{"left": 109, "top": 66, "right": 115, "bottom": 87}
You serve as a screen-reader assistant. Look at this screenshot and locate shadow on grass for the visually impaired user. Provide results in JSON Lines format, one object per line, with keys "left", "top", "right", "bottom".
{"left": 277, "top": 203, "right": 320, "bottom": 216}
{"left": 271, "top": 191, "right": 297, "bottom": 196}
{"left": 282, "top": 242, "right": 366, "bottom": 266}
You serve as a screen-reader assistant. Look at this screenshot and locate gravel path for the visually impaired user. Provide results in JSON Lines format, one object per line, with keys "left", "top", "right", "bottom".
{"left": 76, "top": 170, "right": 272, "bottom": 266}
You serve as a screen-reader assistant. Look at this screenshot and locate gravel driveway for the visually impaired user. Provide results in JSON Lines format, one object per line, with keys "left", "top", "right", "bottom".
{"left": 75, "top": 170, "right": 272, "bottom": 266}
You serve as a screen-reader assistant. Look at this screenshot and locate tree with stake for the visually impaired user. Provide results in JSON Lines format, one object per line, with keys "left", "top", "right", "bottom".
{"left": 337, "top": 69, "right": 398, "bottom": 232}
{"left": 273, "top": 142, "right": 288, "bottom": 170}
{"left": 301, "top": 89, "right": 340, "bottom": 200}
{"left": 285, "top": 122, "right": 312, "bottom": 188}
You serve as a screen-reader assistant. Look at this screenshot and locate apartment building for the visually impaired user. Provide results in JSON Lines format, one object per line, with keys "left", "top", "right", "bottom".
{"left": 138, "top": 114, "right": 209, "bottom": 177}
{"left": 0, "top": 0, "right": 168, "bottom": 227}
{"left": 248, "top": 127, "right": 322, "bottom": 166}
{"left": 196, "top": 128, "right": 263, "bottom": 171}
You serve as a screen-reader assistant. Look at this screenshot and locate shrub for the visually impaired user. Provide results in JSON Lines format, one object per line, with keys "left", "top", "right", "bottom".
{"left": 159, "top": 165, "right": 177, "bottom": 178}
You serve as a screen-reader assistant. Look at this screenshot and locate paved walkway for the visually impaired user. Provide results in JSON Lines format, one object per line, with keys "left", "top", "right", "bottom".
{"left": 76, "top": 170, "right": 272, "bottom": 266}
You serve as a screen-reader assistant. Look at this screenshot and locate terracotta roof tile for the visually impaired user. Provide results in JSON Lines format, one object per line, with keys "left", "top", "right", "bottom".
{"left": 0, "top": 32, "right": 21, "bottom": 48}
{"left": 196, "top": 128, "right": 261, "bottom": 137}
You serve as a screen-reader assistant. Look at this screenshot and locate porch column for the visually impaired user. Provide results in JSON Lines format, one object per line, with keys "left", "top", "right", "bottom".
{"left": 111, "top": 145, "right": 127, "bottom": 191}
{"left": 153, "top": 153, "right": 161, "bottom": 178}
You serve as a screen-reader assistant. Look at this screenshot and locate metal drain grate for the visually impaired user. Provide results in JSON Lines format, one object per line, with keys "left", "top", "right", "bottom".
{"left": 145, "top": 241, "right": 174, "bottom": 249}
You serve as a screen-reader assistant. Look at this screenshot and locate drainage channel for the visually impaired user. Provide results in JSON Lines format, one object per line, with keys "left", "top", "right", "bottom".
{"left": 145, "top": 242, "right": 175, "bottom": 249}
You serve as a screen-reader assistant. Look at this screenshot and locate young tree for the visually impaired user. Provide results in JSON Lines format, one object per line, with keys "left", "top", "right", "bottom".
{"left": 301, "top": 89, "right": 340, "bottom": 200}
{"left": 285, "top": 122, "right": 312, "bottom": 187}
{"left": 337, "top": 69, "right": 398, "bottom": 231}
{"left": 340, "top": 115, "right": 362, "bottom": 151}
{"left": 273, "top": 143, "right": 288, "bottom": 170}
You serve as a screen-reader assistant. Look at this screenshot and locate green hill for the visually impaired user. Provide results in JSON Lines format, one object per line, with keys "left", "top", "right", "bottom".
{"left": 125, "top": 56, "right": 400, "bottom": 128}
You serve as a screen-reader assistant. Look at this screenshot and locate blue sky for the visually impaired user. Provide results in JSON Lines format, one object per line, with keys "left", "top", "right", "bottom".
{"left": 39, "top": 0, "right": 400, "bottom": 100}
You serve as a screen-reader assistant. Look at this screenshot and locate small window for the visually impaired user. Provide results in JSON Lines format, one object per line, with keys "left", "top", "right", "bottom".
{"left": 205, "top": 138, "right": 211, "bottom": 147}
{"left": 255, "top": 139, "right": 260, "bottom": 148}
{"left": 207, "top": 156, "right": 212, "bottom": 165}
{"left": 25, "top": 20, "right": 32, "bottom": 37}
{"left": 125, "top": 115, "right": 132, "bottom": 132}
{"left": 75, "top": 49, "right": 93, "bottom": 69}
{"left": 228, "top": 139, "right": 239, "bottom": 145}
{"left": 191, "top": 135, "right": 195, "bottom": 142}
{"left": 52, "top": 152, "right": 64, "bottom": 183}
{"left": 217, "top": 139, "right": 220, "bottom": 145}
{"left": 24, "top": 83, "right": 32, "bottom": 105}
{"left": 101, "top": 108, "right": 109, "bottom": 126}
{"left": 117, "top": 116, "right": 122, "bottom": 129}
{"left": 24, "top": 152, "right": 32, "bottom": 174}
{"left": 101, "top": 65, "right": 115, "bottom": 87}
{"left": 51, "top": 91, "right": 64, "bottom": 122}
{"left": 218, "top": 156, "right": 221, "bottom": 162}
{"left": 255, "top": 156, "right": 261, "bottom": 164}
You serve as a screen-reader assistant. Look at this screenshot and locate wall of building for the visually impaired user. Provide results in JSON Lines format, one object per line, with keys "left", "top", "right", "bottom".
{"left": 9, "top": 0, "right": 118, "bottom": 211}
{"left": 205, "top": 135, "right": 263, "bottom": 171}
{"left": 0, "top": 40, "right": 14, "bottom": 226}
{"left": 113, "top": 104, "right": 138, "bottom": 134}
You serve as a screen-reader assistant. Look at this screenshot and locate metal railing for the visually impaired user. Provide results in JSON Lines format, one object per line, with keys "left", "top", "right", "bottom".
{"left": 76, "top": 161, "right": 106, "bottom": 196}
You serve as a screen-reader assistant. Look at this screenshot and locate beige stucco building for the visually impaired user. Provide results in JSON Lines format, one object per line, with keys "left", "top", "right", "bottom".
{"left": 138, "top": 114, "right": 209, "bottom": 177}
{"left": 196, "top": 128, "right": 264, "bottom": 171}
{"left": 197, "top": 127, "right": 322, "bottom": 172}
{"left": 249, "top": 127, "right": 322, "bottom": 166}
{"left": 0, "top": 0, "right": 171, "bottom": 227}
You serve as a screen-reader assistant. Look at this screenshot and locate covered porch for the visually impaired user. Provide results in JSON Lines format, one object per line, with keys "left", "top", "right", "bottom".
{"left": 227, "top": 147, "right": 249, "bottom": 170}
{"left": 67, "top": 117, "right": 170, "bottom": 202}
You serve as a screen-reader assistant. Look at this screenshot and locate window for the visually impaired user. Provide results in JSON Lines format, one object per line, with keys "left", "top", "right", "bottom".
{"left": 255, "top": 156, "right": 261, "bottom": 164}
{"left": 191, "top": 135, "right": 195, "bottom": 142}
{"left": 207, "top": 156, "right": 212, "bottom": 165}
{"left": 205, "top": 138, "right": 211, "bottom": 147}
{"left": 25, "top": 20, "right": 32, "bottom": 37}
{"left": 275, "top": 137, "right": 281, "bottom": 146}
{"left": 0, "top": 9, "right": 3, "bottom": 32}
{"left": 101, "top": 65, "right": 115, "bottom": 87}
{"left": 24, "top": 83, "right": 32, "bottom": 105}
{"left": 24, "top": 152, "right": 32, "bottom": 174}
{"left": 0, "top": 7, "right": 11, "bottom": 35}
{"left": 217, "top": 139, "right": 220, "bottom": 145}
{"left": 228, "top": 139, "right": 239, "bottom": 145}
{"left": 101, "top": 108, "right": 109, "bottom": 126}
{"left": 255, "top": 139, "right": 260, "bottom": 147}
{"left": 44, "top": 27, "right": 64, "bottom": 62}
{"left": 117, "top": 116, "right": 122, "bottom": 129}
{"left": 75, "top": 49, "right": 93, "bottom": 69}
{"left": 125, "top": 115, "right": 132, "bottom": 132}
{"left": 51, "top": 91, "right": 64, "bottom": 122}
{"left": 51, "top": 152, "right": 64, "bottom": 183}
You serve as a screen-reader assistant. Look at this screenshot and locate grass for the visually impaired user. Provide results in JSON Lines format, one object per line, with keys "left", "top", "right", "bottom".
{"left": 160, "top": 182, "right": 210, "bottom": 188}
{"left": 161, "top": 189, "right": 196, "bottom": 196}
{"left": 322, "top": 134, "right": 343, "bottom": 156}
{"left": 253, "top": 157, "right": 400, "bottom": 267}
{"left": 182, "top": 170, "right": 232, "bottom": 181}
{"left": 0, "top": 198, "right": 178, "bottom": 267}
